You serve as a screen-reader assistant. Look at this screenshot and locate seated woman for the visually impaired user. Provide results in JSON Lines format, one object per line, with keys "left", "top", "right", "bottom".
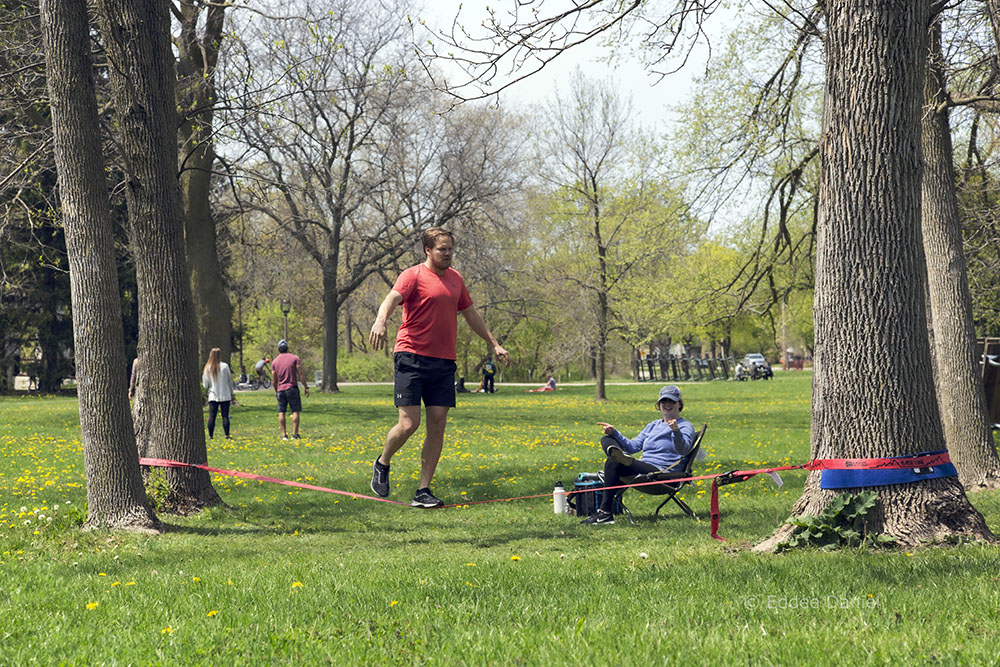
{"left": 584, "top": 384, "right": 696, "bottom": 525}
{"left": 527, "top": 374, "right": 557, "bottom": 392}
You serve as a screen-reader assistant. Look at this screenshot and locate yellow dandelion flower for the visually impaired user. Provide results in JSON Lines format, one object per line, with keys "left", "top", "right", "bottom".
{"left": 86, "top": 602, "right": 98, "bottom": 610}
{"left": 390, "top": 600, "right": 399, "bottom": 607}
{"left": 161, "top": 626, "right": 173, "bottom": 634}
{"left": 207, "top": 610, "right": 219, "bottom": 617}
{"left": 291, "top": 581, "right": 303, "bottom": 588}
{"left": 510, "top": 555, "right": 521, "bottom": 561}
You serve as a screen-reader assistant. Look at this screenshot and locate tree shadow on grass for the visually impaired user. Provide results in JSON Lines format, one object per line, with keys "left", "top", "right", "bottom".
{"left": 156, "top": 519, "right": 352, "bottom": 538}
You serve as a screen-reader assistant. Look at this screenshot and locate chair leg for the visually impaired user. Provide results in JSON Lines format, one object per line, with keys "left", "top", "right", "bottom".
{"left": 671, "top": 495, "right": 696, "bottom": 519}
{"left": 622, "top": 502, "right": 635, "bottom": 525}
{"left": 654, "top": 498, "right": 671, "bottom": 517}
{"left": 619, "top": 491, "right": 635, "bottom": 524}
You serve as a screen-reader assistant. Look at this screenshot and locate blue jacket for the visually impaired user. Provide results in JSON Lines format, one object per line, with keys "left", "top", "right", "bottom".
{"left": 610, "top": 417, "right": 696, "bottom": 471}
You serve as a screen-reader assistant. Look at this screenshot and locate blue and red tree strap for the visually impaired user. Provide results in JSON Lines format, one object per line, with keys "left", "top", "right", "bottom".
{"left": 709, "top": 451, "right": 954, "bottom": 541}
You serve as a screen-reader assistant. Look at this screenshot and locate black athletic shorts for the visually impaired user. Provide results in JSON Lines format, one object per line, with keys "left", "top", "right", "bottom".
{"left": 276, "top": 386, "right": 302, "bottom": 413}
{"left": 394, "top": 352, "right": 457, "bottom": 408}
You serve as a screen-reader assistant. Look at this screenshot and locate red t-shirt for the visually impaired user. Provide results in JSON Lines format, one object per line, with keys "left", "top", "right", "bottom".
{"left": 271, "top": 353, "right": 301, "bottom": 391}
{"left": 392, "top": 264, "right": 473, "bottom": 360}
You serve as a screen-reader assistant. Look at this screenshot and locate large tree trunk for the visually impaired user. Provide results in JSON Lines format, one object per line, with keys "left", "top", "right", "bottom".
{"left": 40, "top": 0, "right": 159, "bottom": 532}
{"left": 758, "top": 1, "right": 992, "bottom": 551}
{"left": 181, "top": 140, "right": 233, "bottom": 364}
{"left": 96, "top": 0, "right": 221, "bottom": 511}
{"left": 921, "top": 20, "right": 1000, "bottom": 490}
{"left": 177, "top": 0, "right": 233, "bottom": 366}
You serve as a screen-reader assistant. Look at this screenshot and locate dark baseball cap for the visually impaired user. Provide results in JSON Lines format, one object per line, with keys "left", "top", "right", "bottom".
{"left": 657, "top": 385, "right": 682, "bottom": 403}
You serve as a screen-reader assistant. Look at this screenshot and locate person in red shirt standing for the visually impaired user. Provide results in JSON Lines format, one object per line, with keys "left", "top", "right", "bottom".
{"left": 369, "top": 228, "right": 509, "bottom": 507}
{"left": 272, "top": 339, "right": 309, "bottom": 440}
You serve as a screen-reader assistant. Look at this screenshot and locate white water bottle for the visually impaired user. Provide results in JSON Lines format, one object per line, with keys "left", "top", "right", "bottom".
{"left": 553, "top": 481, "right": 567, "bottom": 515}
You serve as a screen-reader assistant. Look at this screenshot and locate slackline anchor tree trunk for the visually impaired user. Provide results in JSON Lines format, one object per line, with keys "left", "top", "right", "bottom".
{"left": 96, "top": 0, "right": 221, "bottom": 511}
{"left": 921, "top": 19, "right": 1000, "bottom": 491}
{"left": 756, "top": 1, "right": 993, "bottom": 551}
{"left": 40, "top": 0, "right": 159, "bottom": 532}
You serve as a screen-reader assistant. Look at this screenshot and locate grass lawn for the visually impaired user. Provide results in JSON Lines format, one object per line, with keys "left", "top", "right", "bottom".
{"left": 2, "top": 373, "right": 999, "bottom": 664}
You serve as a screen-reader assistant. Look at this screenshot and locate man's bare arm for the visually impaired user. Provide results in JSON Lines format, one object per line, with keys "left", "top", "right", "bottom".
{"left": 370, "top": 290, "right": 404, "bottom": 351}
{"left": 461, "top": 306, "right": 509, "bottom": 365}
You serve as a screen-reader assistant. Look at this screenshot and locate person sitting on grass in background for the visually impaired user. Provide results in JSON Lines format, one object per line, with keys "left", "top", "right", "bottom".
{"left": 527, "top": 373, "right": 556, "bottom": 392}
{"left": 585, "top": 385, "right": 696, "bottom": 525}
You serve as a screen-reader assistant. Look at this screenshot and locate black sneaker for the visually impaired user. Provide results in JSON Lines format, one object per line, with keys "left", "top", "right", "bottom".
{"left": 580, "top": 510, "right": 615, "bottom": 525}
{"left": 292, "top": 434, "right": 301, "bottom": 439}
{"left": 411, "top": 487, "right": 444, "bottom": 508}
{"left": 605, "top": 445, "right": 635, "bottom": 466}
{"left": 371, "top": 458, "right": 390, "bottom": 497}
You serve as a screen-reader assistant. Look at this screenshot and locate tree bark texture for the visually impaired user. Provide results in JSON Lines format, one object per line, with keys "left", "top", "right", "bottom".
{"left": 921, "top": 21, "right": 1000, "bottom": 490}
{"left": 96, "top": 0, "right": 221, "bottom": 510}
{"left": 322, "top": 257, "right": 341, "bottom": 393}
{"left": 595, "top": 205, "right": 608, "bottom": 401}
{"left": 177, "top": 0, "right": 233, "bottom": 366}
{"left": 758, "top": 1, "right": 992, "bottom": 550}
{"left": 40, "top": 0, "right": 159, "bottom": 532}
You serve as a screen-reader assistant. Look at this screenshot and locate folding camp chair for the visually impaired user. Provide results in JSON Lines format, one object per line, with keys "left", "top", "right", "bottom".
{"left": 619, "top": 424, "right": 707, "bottom": 523}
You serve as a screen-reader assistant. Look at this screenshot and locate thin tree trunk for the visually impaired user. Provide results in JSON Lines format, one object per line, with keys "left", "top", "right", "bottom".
{"left": 758, "top": 0, "right": 992, "bottom": 551}
{"left": 922, "top": 20, "right": 1000, "bottom": 490}
{"left": 345, "top": 302, "right": 353, "bottom": 354}
{"left": 594, "top": 294, "right": 608, "bottom": 401}
{"left": 595, "top": 204, "right": 608, "bottom": 400}
{"left": 322, "top": 259, "right": 341, "bottom": 393}
{"left": 96, "top": 0, "right": 221, "bottom": 511}
{"left": 40, "top": 0, "right": 159, "bottom": 532}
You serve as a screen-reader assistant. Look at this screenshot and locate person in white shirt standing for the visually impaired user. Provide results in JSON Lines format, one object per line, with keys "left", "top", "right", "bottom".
{"left": 202, "top": 347, "right": 234, "bottom": 439}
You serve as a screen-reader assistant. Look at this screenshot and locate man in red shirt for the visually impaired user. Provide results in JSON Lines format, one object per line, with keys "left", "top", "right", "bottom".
{"left": 369, "top": 228, "right": 509, "bottom": 507}
{"left": 272, "top": 339, "right": 309, "bottom": 440}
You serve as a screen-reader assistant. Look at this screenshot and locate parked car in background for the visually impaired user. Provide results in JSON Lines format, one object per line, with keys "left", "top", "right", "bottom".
{"left": 742, "top": 353, "right": 773, "bottom": 380}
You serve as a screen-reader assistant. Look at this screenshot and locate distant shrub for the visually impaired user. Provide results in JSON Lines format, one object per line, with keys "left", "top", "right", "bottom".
{"left": 335, "top": 352, "right": 393, "bottom": 382}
